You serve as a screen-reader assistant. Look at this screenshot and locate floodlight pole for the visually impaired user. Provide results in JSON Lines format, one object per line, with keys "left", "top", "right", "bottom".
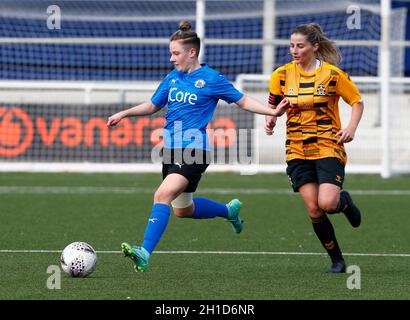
{"left": 196, "top": 0, "right": 206, "bottom": 63}
{"left": 380, "top": 0, "right": 391, "bottom": 178}
{"left": 263, "top": 0, "right": 275, "bottom": 74}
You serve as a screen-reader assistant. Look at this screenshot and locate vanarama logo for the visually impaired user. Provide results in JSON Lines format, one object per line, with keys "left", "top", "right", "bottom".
{"left": 0, "top": 105, "right": 238, "bottom": 158}
{"left": 0, "top": 107, "right": 34, "bottom": 156}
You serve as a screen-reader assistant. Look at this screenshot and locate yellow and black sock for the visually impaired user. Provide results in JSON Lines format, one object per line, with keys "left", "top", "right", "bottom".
{"left": 311, "top": 215, "right": 343, "bottom": 262}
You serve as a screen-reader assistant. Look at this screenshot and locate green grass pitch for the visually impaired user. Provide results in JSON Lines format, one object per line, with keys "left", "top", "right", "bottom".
{"left": 0, "top": 172, "right": 409, "bottom": 300}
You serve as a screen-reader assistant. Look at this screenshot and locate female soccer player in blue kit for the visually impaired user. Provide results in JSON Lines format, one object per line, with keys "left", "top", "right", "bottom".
{"left": 107, "top": 21, "right": 289, "bottom": 272}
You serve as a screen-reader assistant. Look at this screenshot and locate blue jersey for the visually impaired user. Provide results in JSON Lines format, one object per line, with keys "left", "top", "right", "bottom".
{"left": 150, "top": 64, "right": 244, "bottom": 150}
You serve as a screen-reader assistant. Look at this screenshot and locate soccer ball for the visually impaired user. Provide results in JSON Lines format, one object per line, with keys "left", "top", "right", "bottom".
{"left": 60, "top": 241, "right": 97, "bottom": 277}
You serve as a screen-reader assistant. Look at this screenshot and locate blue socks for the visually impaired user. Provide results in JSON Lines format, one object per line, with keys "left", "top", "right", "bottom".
{"left": 141, "top": 203, "right": 170, "bottom": 254}
{"left": 141, "top": 198, "right": 228, "bottom": 254}
{"left": 192, "top": 197, "right": 229, "bottom": 219}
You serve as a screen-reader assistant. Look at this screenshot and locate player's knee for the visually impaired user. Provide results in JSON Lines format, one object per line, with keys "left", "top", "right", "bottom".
{"left": 153, "top": 189, "right": 173, "bottom": 204}
{"left": 170, "top": 193, "right": 193, "bottom": 218}
{"left": 173, "top": 207, "right": 193, "bottom": 218}
{"left": 318, "top": 199, "right": 339, "bottom": 213}
{"left": 306, "top": 203, "right": 323, "bottom": 219}
{"left": 173, "top": 211, "right": 185, "bottom": 218}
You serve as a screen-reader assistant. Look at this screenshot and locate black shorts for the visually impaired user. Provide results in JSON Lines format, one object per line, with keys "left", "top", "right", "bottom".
{"left": 286, "top": 158, "right": 345, "bottom": 192}
{"left": 162, "top": 148, "right": 210, "bottom": 193}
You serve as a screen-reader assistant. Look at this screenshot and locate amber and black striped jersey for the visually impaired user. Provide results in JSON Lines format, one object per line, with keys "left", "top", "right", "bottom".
{"left": 268, "top": 60, "right": 362, "bottom": 164}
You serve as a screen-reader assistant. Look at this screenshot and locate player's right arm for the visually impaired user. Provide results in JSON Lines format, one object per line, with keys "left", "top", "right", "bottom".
{"left": 106, "top": 102, "right": 160, "bottom": 127}
{"left": 107, "top": 71, "right": 173, "bottom": 127}
{"left": 265, "top": 103, "right": 277, "bottom": 136}
{"left": 265, "top": 69, "right": 284, "bottom": 136}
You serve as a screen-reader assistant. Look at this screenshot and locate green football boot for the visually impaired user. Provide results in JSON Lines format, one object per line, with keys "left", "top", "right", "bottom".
{"left": 226, "top": 199, "right": 244, "bottom": 234}
{"left": 121, "top": 242, "right": 150, "bottom": 273}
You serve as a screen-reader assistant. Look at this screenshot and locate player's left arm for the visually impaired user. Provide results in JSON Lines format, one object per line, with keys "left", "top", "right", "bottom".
{"left": 235, "top": 95, "right": 290, "bottom": 117}
{"left": 214, "top": 74, "right": 288, "bottom": 117}
{"left": 335, "top": 100, "right": 364, "bottom": 144}
{"left": 335, "top": 70, "right": 364, "bottom": 145}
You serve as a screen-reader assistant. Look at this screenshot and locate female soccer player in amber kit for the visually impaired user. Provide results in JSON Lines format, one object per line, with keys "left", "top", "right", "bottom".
{"left": 107, "top": 21, "right": 289, "bottom": 272}
{"left": 266, "top": 23, "right": 364, "bottom": 273}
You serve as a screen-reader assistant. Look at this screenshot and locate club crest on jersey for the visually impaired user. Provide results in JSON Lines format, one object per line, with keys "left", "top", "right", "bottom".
{"left": 288, "top": 88, "right": 295, "bottom": 95}
{"left": 194, "top": 79, "right": 206, "bottom": 88}
{"left": 317, "top": 84, "right": 327, "bottom": 96}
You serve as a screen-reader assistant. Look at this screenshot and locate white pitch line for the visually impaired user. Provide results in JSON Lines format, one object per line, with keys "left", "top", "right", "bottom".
{"left": 0, "top": 249, "right": 409, "bottom": 257}
{"left": 0, "top": 186, "right": 410, "bottom": 196}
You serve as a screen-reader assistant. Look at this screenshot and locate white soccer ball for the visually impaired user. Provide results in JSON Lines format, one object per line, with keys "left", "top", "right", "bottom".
{"left": 60, "top": 241, "right": 97, "bottom": 277}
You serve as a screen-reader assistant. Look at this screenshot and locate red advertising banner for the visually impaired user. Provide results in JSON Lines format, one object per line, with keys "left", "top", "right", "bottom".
{"left": 0, "top": 104, "right": 253, "bottom": 162}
